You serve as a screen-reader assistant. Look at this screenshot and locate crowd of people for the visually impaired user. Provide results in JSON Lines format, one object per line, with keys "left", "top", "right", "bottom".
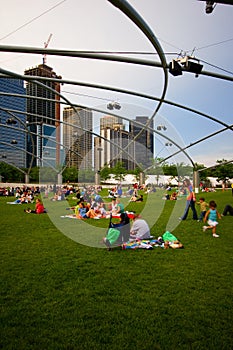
{"left": 72, "top": 196, "right": 125, "bottom": 220}
{"left": 2, "top": 179, "right": 232, "bottom": 244}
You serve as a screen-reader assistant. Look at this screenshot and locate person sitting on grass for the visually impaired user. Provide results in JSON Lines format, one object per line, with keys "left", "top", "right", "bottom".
{"left": 111, "top": 198, "right": 124, "bottom": 215}
{"left": 24, "top": 198, "right": 45, "bottom": 214}
{"left": 75, "top": 201, "right": 100, "bottom": 219}
{"left": 170, "top": 192, "right": 177, "bottom": 201}
{"left": 75, "top": 201, "right": 89, "bottom": 219}
{"left": 130, "top": 194, "right": 143, "bottom": 202}
{"left": 203, "top": 200, "right": 221, "bottom": 238}
{"left": 130, "top": 214, "right": 151, "bottom": 240}
{"left": 135, "top": 194, "right": 143, "bottom": 202}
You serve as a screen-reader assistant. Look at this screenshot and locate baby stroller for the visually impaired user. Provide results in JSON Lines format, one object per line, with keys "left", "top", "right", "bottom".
{"left": 103, "top": 212, "right": 130, "bottom": 250}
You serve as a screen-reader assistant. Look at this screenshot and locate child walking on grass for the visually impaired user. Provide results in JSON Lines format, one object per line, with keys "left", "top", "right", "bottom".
{"left": 197, "top": 197, "right": 209, "bottom": 222}
{"left": 203, "top": 200, "right": 221, "bottom": 238}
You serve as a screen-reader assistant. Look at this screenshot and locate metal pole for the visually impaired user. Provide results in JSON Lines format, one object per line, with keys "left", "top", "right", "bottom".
{"left": 193, "top": 170, "right": 199, "bottom": 194}
{"left": 95, "top": 172, "right": 100, "bottom": 186}
{"left": 139, "top": 172, "right": 144, "bottom": 186}
{"left": 57, "top": 173, "right": 63, "bottom": 185}
{"left": 25, "top": 173, "right": 30, "bottom": 184}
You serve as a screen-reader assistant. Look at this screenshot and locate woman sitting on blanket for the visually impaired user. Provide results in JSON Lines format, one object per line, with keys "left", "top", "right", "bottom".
{"left": 130, "top": 214, "right": 151, "bottom": 240}
{"left": 111, "top": 198, "right": 124, "bottom": 215}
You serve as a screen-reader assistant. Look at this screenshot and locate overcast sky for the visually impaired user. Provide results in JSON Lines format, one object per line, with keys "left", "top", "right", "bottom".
{"left": 0, "top": 0, "right": 232, "bottom": 168}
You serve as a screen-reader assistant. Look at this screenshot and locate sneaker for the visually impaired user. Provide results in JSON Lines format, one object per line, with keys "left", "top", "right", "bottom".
{"left": 203, "top": 226, "right": 208, "bottom": 232}
{"left": 213, "top": 234, "right": 219, "bottom": 238}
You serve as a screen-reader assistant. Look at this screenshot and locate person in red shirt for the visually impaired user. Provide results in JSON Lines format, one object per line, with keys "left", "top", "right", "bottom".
{"left": 24, "top": 198, "right": 45, "bottom": 214}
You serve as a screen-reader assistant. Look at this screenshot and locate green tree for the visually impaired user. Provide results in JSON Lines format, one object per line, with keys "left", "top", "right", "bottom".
{"left": 131, "top": 166, "right": 143, "bottom": 183}
{"left": 78, "top": 169, "right": 95, "bottom": 183}
{"left": 213, "top": 159, "right": 233, "bottom": 183}
{"left": 62, "top": 166, "right": 79, "bottom": 183}
{"left": 100, "top": 166, "right": 111, "bottom": 182}
{"left": 39, "top": 167, "right": 57, "bottom": 183}
{"left": 0, "top": 162, "right": 23, "bottom": 182}
{"left": 29, "top": 167, "right": 39, "bottom": 183}
{"left": 112, "top": 162, "right": 127, "bottom": 183}
{"left": 162, "top": 164, "right": 177, "bottom": 176}
{"left": 194, "top": 163, "right": 209, "bottom": 182}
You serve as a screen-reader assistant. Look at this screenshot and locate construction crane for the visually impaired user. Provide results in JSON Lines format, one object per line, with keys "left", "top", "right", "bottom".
{"left": 43, "top": 33, "right": 53, "bottom": 65}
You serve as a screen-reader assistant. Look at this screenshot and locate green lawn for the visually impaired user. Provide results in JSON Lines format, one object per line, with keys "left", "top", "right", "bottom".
{"left": 0, "top": 189, "right": 232, "bottom": 350}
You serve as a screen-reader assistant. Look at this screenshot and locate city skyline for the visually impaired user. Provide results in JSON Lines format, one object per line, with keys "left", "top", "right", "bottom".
{"left": 0, "top": 0, "right": 232, "bottom": 170}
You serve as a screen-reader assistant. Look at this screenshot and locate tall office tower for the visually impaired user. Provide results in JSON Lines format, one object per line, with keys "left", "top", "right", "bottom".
{"left": 63, "top": 106, "right": 93, "bottom": 170}
{"left": 24, "top": 64, "right": 61, "bottom": 167}
{"left": 0, "top": 78, "right": 26, "bottom": 168}
{"left": 129, "top": 116, "right": 154, "bottom": 169}
{"left": 100, "top": 115, "right": 124, "bottom": 130}
{"left": 95, "top": 115, "right": 135, "bottom": 171}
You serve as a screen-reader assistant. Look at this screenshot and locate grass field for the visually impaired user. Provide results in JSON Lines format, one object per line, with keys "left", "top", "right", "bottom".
{"left": 1, "top": 189, "right": 233, "bottom": 350}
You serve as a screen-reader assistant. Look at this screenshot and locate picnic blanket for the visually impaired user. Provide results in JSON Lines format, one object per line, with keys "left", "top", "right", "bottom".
{"left": 122, "top": 231, "right": 184, "bottom": 250}
{"left": 122, "top": 239, "right": 161, "bottom": 250}
{"left": 61, "top": 211, "right": 135, "bottom": 220}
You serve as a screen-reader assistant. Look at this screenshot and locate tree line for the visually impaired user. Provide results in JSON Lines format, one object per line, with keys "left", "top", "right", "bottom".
{"left": 0, "top": 159, "right": 232, "bottom": 184}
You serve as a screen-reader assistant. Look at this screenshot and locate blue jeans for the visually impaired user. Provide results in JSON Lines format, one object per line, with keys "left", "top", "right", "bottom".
{"left": 181, "top": 200, "right": 198, "bottom": 220}
{"left": 199, "top": 211, "right": 206, "bottom": 221}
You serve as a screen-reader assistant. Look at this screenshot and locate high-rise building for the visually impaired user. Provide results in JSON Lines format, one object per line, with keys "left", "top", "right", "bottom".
{"left": 24, "top": 64, "right": 61, "bottom": 168}
{"left": 63, "top": 106, "right": 93, "bottom": 170}
{"left": 100, "top": 115, "right": 124, "bottom": 130}
{"left": 129, "top": 116, "right": 154, "bottom": 169}
{"left": 95, "top": 115, "right": 135, "bottom": 171}
{"left": 0, "top": 78, "right": 26, "bottom": 168}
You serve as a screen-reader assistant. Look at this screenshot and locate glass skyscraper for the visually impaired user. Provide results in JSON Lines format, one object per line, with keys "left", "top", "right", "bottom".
{"left": 129, "top": 116, "right": 154, "bottom": 169}
{"left": 0, "top": 78, "right": 26, "bottom": 168}
{"left": 24, "top": 64, "right": 61, "bottom": 168}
